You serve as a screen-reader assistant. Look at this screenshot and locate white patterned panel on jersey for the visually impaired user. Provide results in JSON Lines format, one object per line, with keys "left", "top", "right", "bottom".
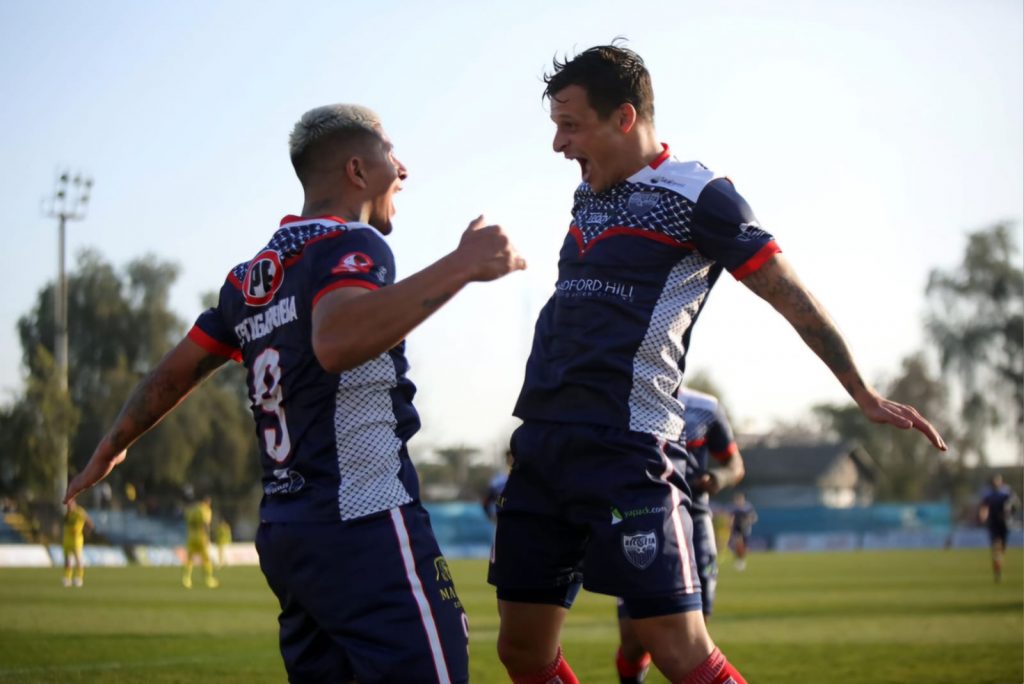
{"left": 628, "top": 253, "right": 716, "bottom": 440}
{"left": 333, "top": 353, "right": 412, "bottom": 520}
{"left": 572, "top": 181, "right": 697, "bottom": 246}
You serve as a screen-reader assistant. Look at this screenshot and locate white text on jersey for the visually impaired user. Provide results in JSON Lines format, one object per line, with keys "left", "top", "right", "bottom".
{"left": 235, "top": 296, "right": 298, "bottom": 345}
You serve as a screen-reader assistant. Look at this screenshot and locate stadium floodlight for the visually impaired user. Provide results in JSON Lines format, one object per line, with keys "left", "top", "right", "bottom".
{"left": 43, "top": 169, "right": 94, "bottom": 509}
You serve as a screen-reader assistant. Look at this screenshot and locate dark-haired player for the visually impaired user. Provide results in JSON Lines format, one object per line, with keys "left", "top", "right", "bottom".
{"left": 65, "top": 103, "right": 525, "bottom": 683}
{"left": 489, "top": 42, "right": 946, "bottom": 684}
{"left": 979, "top": 474, "right": 1019, "bottom": 583}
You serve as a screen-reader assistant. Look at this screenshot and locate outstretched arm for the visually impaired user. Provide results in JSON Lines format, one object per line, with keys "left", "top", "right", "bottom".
{"left": 741, "top": 253, "right": 946, "bottom": 450}
{"left": 312, "top": 216, "right": 526, "bottom": 373}
{"left": 64, "top": 338, "right": 228, "bottom": 502}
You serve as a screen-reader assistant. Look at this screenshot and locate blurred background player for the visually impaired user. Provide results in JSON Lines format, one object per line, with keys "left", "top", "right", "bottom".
{"left": 614, "top": 386, "right": 746, "bottom": 684}
{"left": 978, "top": 474, "right": 1019, "bottom": 582}
{"left": 183, "top": 495, "right": 218, "bottom": 588}
{"left": 482, "top": 449, "right": 513, "bottom": 523}
{"left": 64, "top": 103, "right": 524, "bottom": 683}
{"left": 214, "top": 518, "right": 232, "bottom": 569}
{"left": 728, "top": 493, "right": 758, "bottom": 571}
{"left": 61, "top": 499, "right": 93, "bottom": 587}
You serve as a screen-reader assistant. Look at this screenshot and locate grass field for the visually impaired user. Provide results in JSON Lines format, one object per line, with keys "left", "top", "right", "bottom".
{"left": 0, "top": 548, "right": 1020, "bottom": 683}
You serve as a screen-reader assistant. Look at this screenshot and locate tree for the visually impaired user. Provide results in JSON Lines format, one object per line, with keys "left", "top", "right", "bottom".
{"left": 10, "top": 250, "right": 258, "bottom": 521}
{"left": 926, "top": 223, "right": 1024, "bottom": 466}
{"left": 814, "top": 353, "right": 954, "bottom": 501}
{"left": 0, "top": 346, "right": 79, "bottom": 503}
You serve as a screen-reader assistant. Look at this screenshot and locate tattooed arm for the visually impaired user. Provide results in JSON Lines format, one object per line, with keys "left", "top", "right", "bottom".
{"left": 312, "top": 216, "right": 525, "bottom": 373}
{"left": 64, "top": 338, "right": 228, "bottom": 502}
{"left": 742, "top": 253, "right": 947, "bottom": 450}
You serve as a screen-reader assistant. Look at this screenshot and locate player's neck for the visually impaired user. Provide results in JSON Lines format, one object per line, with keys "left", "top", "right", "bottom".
{"left": 300, "top": 195, "right": 361, "bottom": 223}
{"left": 635, "top": 128, "right": 665, "bottom": 170}
{"left": 612, "top": 129, "right": 664, "bottom": 185}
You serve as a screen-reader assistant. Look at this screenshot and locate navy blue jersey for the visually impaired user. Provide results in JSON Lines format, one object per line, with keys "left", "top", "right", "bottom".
{"left": 189, "top": 215, "right": 422, "bottom": 523}
{"left": 514, "top": 146, "right": 779, "bottom": 440}
{"left": 678, "top": 387, "right": 738, "bottom": 515}
{"left": 730, "top": 503, "right": 757, "bottom": 536}
{"left": 981, "top": 484, "right": 1018, "bottom": 527}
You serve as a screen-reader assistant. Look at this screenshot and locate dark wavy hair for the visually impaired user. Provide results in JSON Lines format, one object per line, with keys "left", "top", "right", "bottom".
{"left": 543, "top": 39, "right": 654, "bottom": 122}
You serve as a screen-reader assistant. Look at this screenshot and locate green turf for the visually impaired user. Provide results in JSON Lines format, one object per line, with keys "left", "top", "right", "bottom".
{"left": 0, "top": 549, "right": 1019, "bottom": 683}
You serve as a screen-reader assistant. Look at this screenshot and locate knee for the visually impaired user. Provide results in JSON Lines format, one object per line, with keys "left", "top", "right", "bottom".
{"left": 496, "top": 632, "right": 551, "bottom": 674}
{"left": 619, "top": 627, "right": 646, "bottom": 661}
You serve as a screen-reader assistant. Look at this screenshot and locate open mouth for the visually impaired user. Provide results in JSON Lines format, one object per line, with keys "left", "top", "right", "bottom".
{"left": 577, "top": 158, "right": 591, "bottom": 182}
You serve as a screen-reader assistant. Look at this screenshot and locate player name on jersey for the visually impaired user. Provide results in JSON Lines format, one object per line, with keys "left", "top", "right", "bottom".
{"left": 234, "top": 295, "right": 298, "bottom": 345}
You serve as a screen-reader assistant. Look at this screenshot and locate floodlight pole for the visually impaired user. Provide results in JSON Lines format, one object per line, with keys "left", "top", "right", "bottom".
{"left": 45, "top": 171, "right": 93, "bottom": 509}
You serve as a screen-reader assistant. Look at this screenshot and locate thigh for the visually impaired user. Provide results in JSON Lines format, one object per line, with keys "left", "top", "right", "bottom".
{"left": 265, "top": 508, "right": 469, "bottom": 684}
{"left": 256, "top": 523, "right": 355, "bottom": 683}
{"left": 488, "top": 423, "right": 588, "bottom": 606}
{"left": 575, "top": 435, "right": 702, "bottom": 616}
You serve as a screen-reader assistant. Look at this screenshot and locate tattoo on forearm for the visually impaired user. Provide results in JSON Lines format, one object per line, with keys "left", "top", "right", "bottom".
{"left": 421, "top": 292, "right": 452, "bottom": 310}
{"left": 109, "top": 367, "right": 185, "bottom": 452}
{"left": 749, "top": 267, "right": 867, "bottom": 398}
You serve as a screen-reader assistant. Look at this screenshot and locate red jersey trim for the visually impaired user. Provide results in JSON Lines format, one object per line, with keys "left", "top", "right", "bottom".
{"left": 650, "top": 143, "right": 671, "bottom": 169}
{"left": 570, "top": 225, "right": 695, "bottom": 256}
{"left": 686, "top": 437, "right": 707, "bottom": 450}
{"left": 279, "top": 214, "right": 348, "bottom": 227}
{"left": 731, "top": 240, "right": 781, "bottom": 280}
{"left": 312, "top": 279, "right": 380, "bottom": 308}
{"left": 227, "top": 271, "right": 244, "bottom": 291}
{"left": 187, "top": 325, "right": 242, "bottom": 363}
{"left": 712, "top": 443, "right": 739, "bottom": 462}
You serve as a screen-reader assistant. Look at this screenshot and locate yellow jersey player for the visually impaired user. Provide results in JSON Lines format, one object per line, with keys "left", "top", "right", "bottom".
{"left": 62, "top": 499, "right": 93, "bottom": 587}
{"left": 214, "top": 519, "right": 232, "bottom": 568}
{"left": 183, "top": 495, "right": 218, "bottom": 588}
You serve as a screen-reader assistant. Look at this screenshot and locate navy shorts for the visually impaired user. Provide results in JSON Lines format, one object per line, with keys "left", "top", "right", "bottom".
{"left": 617, "top": 511, "right": 718, "bottom": 619}
{"left": 988, "top": 521, "right": 1009, "bottom": 546}
{"left": 256, "top": 504, "right": 469, "bottom": 684}
{"left": 488, "top": 421, "right": 703, "bottom": 618}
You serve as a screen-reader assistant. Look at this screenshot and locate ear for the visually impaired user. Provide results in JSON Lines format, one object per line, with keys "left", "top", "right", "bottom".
{"left": 345, "top": 157, "right": 368, "bottom": 189}
{"left": 617, "top": 103, "right": 638, "bottom": 134}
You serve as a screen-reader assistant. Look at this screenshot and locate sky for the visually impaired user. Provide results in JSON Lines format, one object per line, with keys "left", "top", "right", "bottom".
{"left": 1, "top": 0, "right": 1021, "bottom": 464}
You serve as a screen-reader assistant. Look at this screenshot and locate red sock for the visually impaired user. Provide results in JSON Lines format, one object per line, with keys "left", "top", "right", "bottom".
{"left": 616, "top": 647, "right": 652, "bottom": 680}
{"left": 510, "top": 647, "right": 580, "bottom": 684}
{"left": 677, "top": 648, "right": 747, "bottom": 684}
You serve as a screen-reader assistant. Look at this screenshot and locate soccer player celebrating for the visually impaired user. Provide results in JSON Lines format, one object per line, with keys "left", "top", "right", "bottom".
{"left": 64, "top": 103, "right": 525, "bottom": 683}
{"left": 182, "top": 495, "right": 217, "bottom": 589}
{"left": 978, "top": 474, "right": 1019, "bottom": 583}
{"left": 61, "top": 499, "right": 93, "bottom": 587}
{"left": 488, "top": 43, "right": 946, "bottom": 684}
{"left": 615, "top": 386, "right": 745, "bottom": 683}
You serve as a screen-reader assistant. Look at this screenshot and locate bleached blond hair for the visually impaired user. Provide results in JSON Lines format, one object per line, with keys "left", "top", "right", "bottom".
{"left": 289, "top": 104, "right": 382, "bottom": 182}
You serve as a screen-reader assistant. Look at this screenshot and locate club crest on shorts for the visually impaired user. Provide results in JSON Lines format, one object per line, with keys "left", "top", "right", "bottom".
{"left": 621, "top": 530, "right": 659, "bottom": 570}
{"left": 626, "top": 191, "right": 660, "bottom": 216}
{"left": 243, "top": 249, "right": 284, "bottom": 306}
